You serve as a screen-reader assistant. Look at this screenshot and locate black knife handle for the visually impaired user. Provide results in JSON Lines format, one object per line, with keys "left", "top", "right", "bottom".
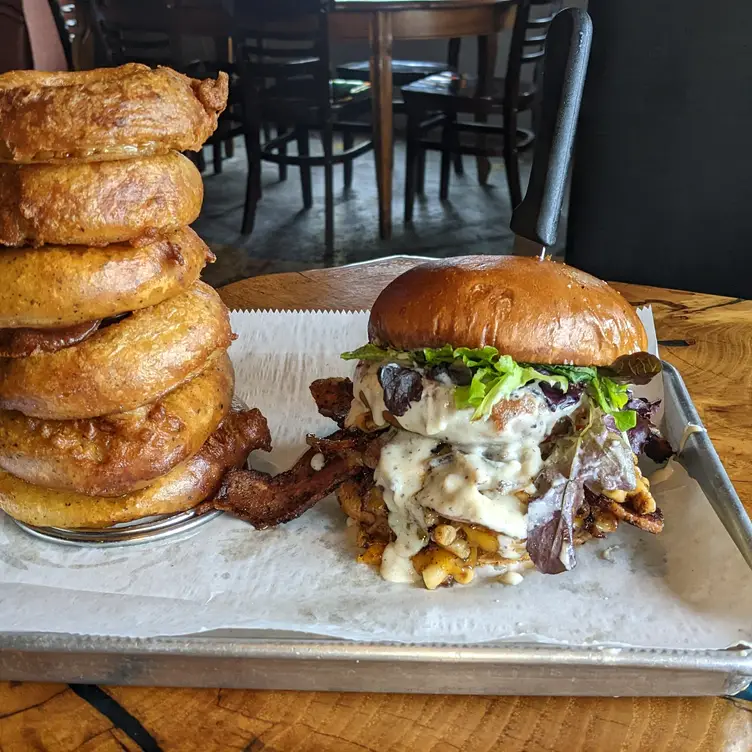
{"left": 510, "top": 7, "right": 592, "bottom": 248}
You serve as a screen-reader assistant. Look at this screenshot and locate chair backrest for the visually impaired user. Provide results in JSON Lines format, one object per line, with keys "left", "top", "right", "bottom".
{"left": 49, "top": 0, "right": 75, "bottom": 68}
{"left": 233, "top": 0, "right": 332, "bottom": 125}
{"left": 504, "top": 0, "right": 562, "bottom": 111}
{"left": 83, "top": 0, "right": 231, "bottom": 69}
{"left": 84, "top": 0, "right": 175, "bottom": 67}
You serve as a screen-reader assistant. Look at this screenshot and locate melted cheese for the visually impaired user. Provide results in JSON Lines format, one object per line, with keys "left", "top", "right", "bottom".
{"left": 357, "top": 362, "right": 582, "bottom": 583}
{"left": 348, "top": 362, "right": 567, "bottom": 446}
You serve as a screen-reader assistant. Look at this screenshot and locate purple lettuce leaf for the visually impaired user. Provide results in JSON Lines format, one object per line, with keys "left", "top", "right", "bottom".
{"left": 625, "top": 397, "right": 674, "bottom": 462}
{"left": 538, "top": 382, "right": 584, "bottom": 411}
{"left": 526, "top": 409, "right": 638, "bottom": 574}
{"left": 526, "top": 471, "right": 583, "bottom": 574}
{"left": 378, "top": 364, "right": 423, "bottom": 417}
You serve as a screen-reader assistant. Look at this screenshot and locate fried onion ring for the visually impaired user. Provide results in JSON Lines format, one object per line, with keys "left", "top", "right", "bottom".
{"left": 0, "top": 351, "right": 234, "bottom": 496}
{"left": 0, "top": 152, "right": 203, "bottom": 247}
{"left": 0, "top": 227, "right": 213, "bottom": 328}
{"left": 0, "top": 408, "right": 272, "bottom": 529}
{"left": 0, "top": 281, "right": 233, "bottom": 419}
{"left": 0, "top": 64, "right": 228, "bottom": 164}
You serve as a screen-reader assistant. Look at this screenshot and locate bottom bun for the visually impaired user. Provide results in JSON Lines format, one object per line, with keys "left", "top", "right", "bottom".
{"left": 0, "top": 408, "right": 271, "bottom": 529}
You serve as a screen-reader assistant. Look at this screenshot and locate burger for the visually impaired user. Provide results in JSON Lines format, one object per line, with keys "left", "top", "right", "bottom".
{"left": 209, "top": 256, "right": 673, "bottom": 589}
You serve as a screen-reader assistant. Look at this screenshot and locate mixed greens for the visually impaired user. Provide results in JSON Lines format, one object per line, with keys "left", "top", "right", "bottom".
{"left": 342, "top": 344, "right": 662, "bottom": 432}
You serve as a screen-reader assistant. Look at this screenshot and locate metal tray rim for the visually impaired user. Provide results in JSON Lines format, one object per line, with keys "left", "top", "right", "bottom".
{"left": 2, "top": 632, "right": 751, "bottom": 675}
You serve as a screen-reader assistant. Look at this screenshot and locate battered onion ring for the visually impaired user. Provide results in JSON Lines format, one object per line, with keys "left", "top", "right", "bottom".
{"left": 0, "top": 351, "right": 234, "bottom": 496}
{"left": 0, "top": 281, "right": 233, "bottom": 419}
{"left": 0, "top": 227, "right": 213, "bottom": 328}
{"left": 0, "top": 409, "right": 272, "bottom": 529}
{"left": 0, "top": 64, "right": 228, "bottom": 164}
{"left": 0, "top": 152, "right": 203, "bottom": 247}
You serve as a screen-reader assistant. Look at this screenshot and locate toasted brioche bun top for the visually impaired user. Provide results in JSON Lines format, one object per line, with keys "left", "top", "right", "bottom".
{"left": 368, "top": 256, "right": 647, "bottom": 366}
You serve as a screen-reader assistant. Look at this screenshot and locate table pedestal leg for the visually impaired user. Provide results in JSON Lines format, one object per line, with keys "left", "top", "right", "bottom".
{"left": 476, "top": 31, "right": 499, "bottom": 185}
{"left": 369, "top": 11, "right": 393, "bottom": 240}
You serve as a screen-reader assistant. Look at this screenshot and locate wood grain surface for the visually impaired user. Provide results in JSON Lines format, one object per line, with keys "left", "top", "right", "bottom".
{"left": 3, "top": 257, "right": 751, "bottom": 751}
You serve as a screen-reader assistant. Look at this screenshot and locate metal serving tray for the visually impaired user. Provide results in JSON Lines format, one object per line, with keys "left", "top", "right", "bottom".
{"left": 1, "top": 363, "right": 751, "bottom": 695}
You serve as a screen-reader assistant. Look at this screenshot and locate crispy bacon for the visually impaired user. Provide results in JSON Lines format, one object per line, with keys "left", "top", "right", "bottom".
{"left": 206, "top": 448, "right": 360, "bottom": 529}
{"left": 309, "top": 377, "right": 354, "bottom": 427}
{"left": 306, "top": 428, "right": 387, "bottom": 469}
{"left": 0, "top": 320, "right": 100, "bottom": 358}
{"left": 588, "top": 492, "right": 664, "bottom": 534}
{"left": 204, "top": 427, "right": 387, "bottom": 529}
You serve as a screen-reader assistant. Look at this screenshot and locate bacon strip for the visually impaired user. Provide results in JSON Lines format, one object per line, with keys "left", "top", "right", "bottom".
{"left": 589, "top": 493, "right": 664, "bottom": 534}
{"left": 309, "top": 377, "right": 354, "bottom": 427}
{"left": 0, "top": 320, "right": 100, "bottom": 358}
{"left": 204, "top": 427, "right": 386, "bottom": 529}
{"left": 205, "top": 448, "right": 360, "bottom": 529}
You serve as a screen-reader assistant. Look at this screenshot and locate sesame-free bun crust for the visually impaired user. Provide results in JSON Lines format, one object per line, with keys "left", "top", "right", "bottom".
{"left": 368, "top": 256, "right": 647, "bottom": 366}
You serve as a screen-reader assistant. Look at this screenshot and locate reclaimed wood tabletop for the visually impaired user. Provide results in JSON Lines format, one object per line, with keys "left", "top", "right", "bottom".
{"left": 2, "top": 257, "right": 751, "bottom": 751}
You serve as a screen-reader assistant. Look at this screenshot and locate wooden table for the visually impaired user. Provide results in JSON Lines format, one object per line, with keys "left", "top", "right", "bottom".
{"left": 3, "top": 258, "right": 751, "bottom": 751}
{"left": 332, "top": 1, "right": 513, "bottom": 240}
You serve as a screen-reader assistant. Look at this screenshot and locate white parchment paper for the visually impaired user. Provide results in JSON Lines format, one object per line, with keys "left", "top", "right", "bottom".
{"left": 1, "top": 309, "right": 751, "bottom": 649}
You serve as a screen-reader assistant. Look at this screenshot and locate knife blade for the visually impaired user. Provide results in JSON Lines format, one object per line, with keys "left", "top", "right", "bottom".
{"left": 510, "top": 7, "right": 593, "bottom": 257}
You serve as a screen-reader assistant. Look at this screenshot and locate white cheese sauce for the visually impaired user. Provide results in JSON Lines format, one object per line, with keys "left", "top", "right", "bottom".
{"left": 352, "top": 362, "right": 582, "bottom": 582}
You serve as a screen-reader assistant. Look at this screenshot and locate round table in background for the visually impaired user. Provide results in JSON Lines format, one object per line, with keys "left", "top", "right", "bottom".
{"left": 331, "top": 0, "right": 514, "bottom": 240}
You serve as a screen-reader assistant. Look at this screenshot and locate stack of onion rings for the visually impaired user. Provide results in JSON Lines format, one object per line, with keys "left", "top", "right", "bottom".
{"left": 0, "top": 65, "right": 271, "bottom": 532}
{"left": 0, "top": 352, "right": 234, "bottom": 496}
{"left": 0, "top": 409, "right": 271, "bottom": 528}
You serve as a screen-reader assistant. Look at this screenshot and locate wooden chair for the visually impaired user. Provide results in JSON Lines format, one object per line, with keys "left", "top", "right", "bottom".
{"left": 48, "top": 0, "right": 76, "bottom": 68}
{"left": 234, "top": 0, "right": 373, "bottom": 252}
{"left": 401, "top": 0, "right": 561, "bottom": 221}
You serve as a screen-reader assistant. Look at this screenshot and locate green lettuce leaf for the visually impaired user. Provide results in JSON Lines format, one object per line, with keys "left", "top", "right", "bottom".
{"left": 341, "top": 343, "right": 651, "bottom": 428}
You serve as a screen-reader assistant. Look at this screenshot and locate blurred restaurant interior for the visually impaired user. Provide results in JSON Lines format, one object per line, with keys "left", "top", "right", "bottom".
{"left": 3, "top": 0, "right": 750, "bottom": 297}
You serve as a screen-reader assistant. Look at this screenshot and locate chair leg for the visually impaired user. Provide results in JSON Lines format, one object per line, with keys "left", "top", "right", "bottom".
{"left": 277, "top": 124, "right": 288, "bottom": 182}
{"left": 453, "top": 153, "right": 464, "bottom": 176}
{"left": 417, "top": 148, "right": 426, "bottom": 195}
{"left": 440, "top": 116, "right": 454, "bottom": 201}
{"left": 225, "top": 136, "right": 234, "bottom": 159}
{"left": 343, "top": 130, "right": 354, "bottom": 189}
{"left": 404, "top": 106, "right": 420, "bottom": 223}
{"left": 196, "top": 147, "right": 206, "bottom": 173}
{"left": 503, "top": 110, "right": 522, "bottom": 209}
{"left": 213, "top": 142, "right": 222, "bottom": 174}
{"left": 295, "top": 126, "right": 313, "bottom": 210}
{"left": 323, "top": 124, "right": 335, "bottom": 254}
{"left": 241, "top": 125, "right": 262, "bottom": 236}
